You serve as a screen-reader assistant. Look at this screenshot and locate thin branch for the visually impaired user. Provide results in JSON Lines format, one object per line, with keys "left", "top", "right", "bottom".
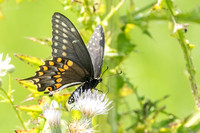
{"left": 0, "top": 74, "right": 26, "bottom": 129}
{"left": 165, "top": 0, "right": 200, "bottom": 110}
{"left": 102, "top": 0, "right": 125, "bottom": 25}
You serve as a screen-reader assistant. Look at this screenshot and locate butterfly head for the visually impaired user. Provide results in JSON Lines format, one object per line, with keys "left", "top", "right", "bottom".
{"left": 96, "top": 77, "right": 102, "bottom": 83}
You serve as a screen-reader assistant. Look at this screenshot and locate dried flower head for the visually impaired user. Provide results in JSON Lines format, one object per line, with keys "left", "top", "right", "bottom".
{"left": 68, "top": 119, "right": 95, "bottom": 133}
{"left": 72, "top": 89, "right": 112, "bottom": 118}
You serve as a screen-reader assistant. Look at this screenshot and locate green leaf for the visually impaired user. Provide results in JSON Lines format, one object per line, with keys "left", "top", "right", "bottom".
{"left": 117, "top": 33, "right": 135, "bottom": 56}
{"left": 165, "top": 0, "right": 175, "bottom": 14}
{"left": 15, "top": 127, "right": 39, "bottom": 133}
{"left": 15, "top": 117, "right": 45, "bottom": 133}
{"left": 14, "top": 54, "right": 44, "bottom": 68}
{"left": 184, "top": 111, "right": 200, "bottom": 128}
{"left": 152, "top": 117, "right": 175, "bottom": 129}
{"left": 17, "top": 104, "right": 42, "bottom": 112}
{"left": 16, "top": 79, "right": 43, "bottom": 97}
{"left": 54, "top": 93, "right": 71, "bottom": 109}
{"left": 176, "top": 5, "right": 200, "bottom": 24}
{"left": 26, "top": 37, "right": 51, "bottom": 46}
{"left": 16, "top": 104, "right": 42, "bottom": 118}
{"left": 0, "top": 94, "right": 8, "bottom": 103}
{"left": 143, "top": 30, "right": 153, "bottom": 39}
{"left": 16, "top": 98, "right": 47, "bottom": 118}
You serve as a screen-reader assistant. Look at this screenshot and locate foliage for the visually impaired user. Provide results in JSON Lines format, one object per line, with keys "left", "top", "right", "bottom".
{"left": 1, "top": 0, "right": 200, "bottom": 132}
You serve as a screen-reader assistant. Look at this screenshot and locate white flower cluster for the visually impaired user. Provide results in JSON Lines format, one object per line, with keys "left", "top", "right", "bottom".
{"left": 73, "top": 89, "right": 112, "bottom": 118}
{"left": 68, "top": 119, "right": 95, "bottom": 133}
{"left": 43, "top": 100, "right": 62, "bottom": 133}
{"left": 0, "top": 53, "right": 14, "bottom": 77}
{"left": 42, "top": 90, "right": 112, "bottom": 133}
{"left": 68, "top": 89, "right": 113, "bottom": 133}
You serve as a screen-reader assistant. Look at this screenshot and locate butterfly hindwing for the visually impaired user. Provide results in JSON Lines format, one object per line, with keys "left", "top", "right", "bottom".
{"left": 52, "top": 12, "right": 94, "bottom": 77}
{"left": 87, "top": 25, "right": 105, "bottom": 78}
{"left": 25, "top": 57, "right": 90, "bottom": 92}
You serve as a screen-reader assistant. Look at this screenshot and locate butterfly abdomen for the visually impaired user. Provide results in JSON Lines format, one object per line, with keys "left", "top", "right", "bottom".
{"left": 68, "top": 78, "right": 102, "bottom": 104}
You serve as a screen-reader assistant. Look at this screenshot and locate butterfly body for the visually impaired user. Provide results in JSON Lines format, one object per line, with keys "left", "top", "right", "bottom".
{"left": 24, "top": 12, "right": 105, "bottom": 103}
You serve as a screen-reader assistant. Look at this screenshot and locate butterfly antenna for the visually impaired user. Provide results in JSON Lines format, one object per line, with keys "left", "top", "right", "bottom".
{"left": 101, "top": 66, "right": 109, "bottom": 78}
{"left": 100, "top": 81, "right": 110, "bottom": 95}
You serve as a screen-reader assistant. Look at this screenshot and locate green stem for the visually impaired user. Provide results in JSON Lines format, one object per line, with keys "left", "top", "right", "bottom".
{"left": 0, "top": 87, "right": 26, "bottom": 129}
{"left": 102, "top": 0, "right": 125, "bottom": 25}
{"left": 177, "top": 30, "right": 200, "bottom": 109}
{"left": 165, "top": 0, "right": 175, "bottom": 16}
{"left": 165, "top": 0, "right": 200, "bottom": 109}
{"left": 50, "top": 126, "right": 62, "bottom": 133}
{"left": 132, "top": 2, "right": 156, "bottom": 16}
{"left": 0, "top": 74, "right": 26, "bottom": 129}
{"left": 83, "top": 0, "right": 92, "bottom": 16}
{"left": 8, "top": 73, "right": 12, "bottom": 96}
{"left": 134, "top": 88, "right": 143, "bottom": 109}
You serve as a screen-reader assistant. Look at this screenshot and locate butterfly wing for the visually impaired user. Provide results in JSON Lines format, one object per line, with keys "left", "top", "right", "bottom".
{"left": 25, "top": 57, "right": 90, "bottom": 93}
{"left": 24, "top": 12, "right": 94, "bottom": 93}
{"left": 52, "top": 12, "right": 94, "bottom": 77}
{"left": 87, "top": 25, "right": 105, "bottom": 78}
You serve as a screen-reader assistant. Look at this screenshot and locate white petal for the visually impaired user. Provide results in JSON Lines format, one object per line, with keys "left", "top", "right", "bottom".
{"left": 72, "top": 89, "right": 113, "bottom": 118}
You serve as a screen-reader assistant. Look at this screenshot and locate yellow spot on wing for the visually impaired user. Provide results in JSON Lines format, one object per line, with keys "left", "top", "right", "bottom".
{"left": 37, "top": 83, "right": 41, "bottom": 88}
{"left": 55, "top": 83, "right": 62, "bottom": 89}
{"left": 46, "top": 87, "right": 53, "bottom": 91}
{"left": 53, "top": 75, "right": 61, "bottom": 78}
{"left": 67, "top": 60, "right": 73, "bottom": 66}
{"left": 38, "top": 72, "right": 44, "bottom": 76}
{"left": 62, "top": 52, "right": 67, "bottom": 56}
{"left": 62, "top": 45, "right": 67, "bottom": 50}
{"left": 56, "top": 78, "right": 62, "bottom": 83}
{"left": 43, "top": 66, "right": 48, "bottom": 71}
{"left": 33, "top": 78, "right": 40, "bottom": 83}
{"left": 58, "top": 68, "right": 65, "bottom": 72}
{"left": 49, "top": 61, "right": 54, "bottom": 66}
{"left": 57, "top": 58, "right": 62, "bottom": 62}
{"left": 63, "top": 65, "right": 68, "bottom": 70}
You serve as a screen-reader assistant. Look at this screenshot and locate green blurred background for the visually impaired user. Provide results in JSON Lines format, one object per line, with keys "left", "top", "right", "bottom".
{"left": 0, "top": 0, "right": 200, "bottom": 132}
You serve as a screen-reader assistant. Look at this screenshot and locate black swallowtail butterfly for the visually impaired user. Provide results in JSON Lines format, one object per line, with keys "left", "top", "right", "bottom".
{"left": 25, "top": 12, "right": 105, "bottom": 104}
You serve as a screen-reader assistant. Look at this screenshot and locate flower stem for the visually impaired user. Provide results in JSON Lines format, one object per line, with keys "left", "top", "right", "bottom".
{"left": 132, "top": 2, "right": 156, "bottom": 16}
{"left": 50, "top": 126, "right": 62, "bottom": 133}
{"left": 102, "top": 0, "right": 125, "bottom": 25}
{"left": 0, "top": 87, "right": 26, "bottom": 129}
{"left": 104, "top": 0, "right": 126, "bottom": 132}
{"left": 0, "top": 74, "right": 26, "bottom": 129}
{"left": 165, "top": 0, "right": 200, "bottom": 109}
{"left": 8, "top": 73, "right": 12, "bottom": 96}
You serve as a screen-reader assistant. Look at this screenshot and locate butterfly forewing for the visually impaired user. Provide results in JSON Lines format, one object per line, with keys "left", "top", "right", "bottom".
{"left": 52, "top": 12, "right": 94, "bottom": 77}
{"left": 87, "top": 25, "right": 105, "bottom": 78}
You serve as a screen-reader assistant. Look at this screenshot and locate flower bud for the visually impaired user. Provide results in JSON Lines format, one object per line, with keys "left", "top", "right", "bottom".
{"left": 7, "top": 64, "right": 15, "bottom": 73}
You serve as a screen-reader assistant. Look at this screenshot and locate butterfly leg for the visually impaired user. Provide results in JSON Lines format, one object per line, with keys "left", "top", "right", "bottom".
{"left": 93, "top": 88, "right": 103, "bottom": 93}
